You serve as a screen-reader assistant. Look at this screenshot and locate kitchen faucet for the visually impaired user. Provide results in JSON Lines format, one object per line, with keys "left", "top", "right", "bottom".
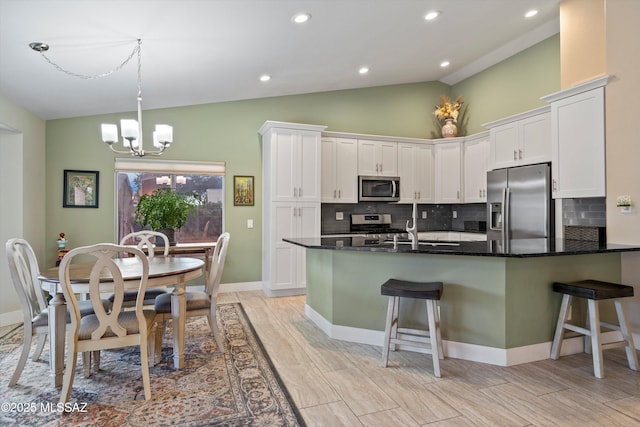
{"left": 406, "top": 202, "right": 418, "bottom": 244}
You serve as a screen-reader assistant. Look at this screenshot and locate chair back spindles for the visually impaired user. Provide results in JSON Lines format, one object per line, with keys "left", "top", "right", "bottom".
{"left": 206, "top": 233, "right": 231, "bottom": 298}
{"left": 119, "top": 230, "right": 169, "bottom": 258}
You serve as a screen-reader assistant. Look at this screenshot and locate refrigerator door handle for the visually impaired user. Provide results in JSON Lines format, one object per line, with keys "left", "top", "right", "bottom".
{"left": 502, "top": 187, "right": 509, "bottom": 243}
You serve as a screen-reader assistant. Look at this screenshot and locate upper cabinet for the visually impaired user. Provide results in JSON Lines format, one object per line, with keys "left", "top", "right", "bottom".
{"left": 542, "top": 76, "right": 609, "bottom": 199}
{"left": 485, "top": 106, "right": 551, "bottom": 170}
{"left": 398, "top": 142, "right": 434, "bottom": 203}
{"left": 321, "top": 137, "right": 358, "bottom": 203}
{"left": 358, "top": 139, "right": 398, "bottom": 177}
{"left": 463, "top": 132, "right": 489, "bottom": 203}
{"left": 434, "top": 140, "right": 462, "bottom": 203}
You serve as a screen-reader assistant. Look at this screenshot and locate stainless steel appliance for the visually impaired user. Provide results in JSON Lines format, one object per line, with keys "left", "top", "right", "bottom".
{"left": 487, "top": 163, "right": 554, "bottom": 241}
{"left": 350, "top": 213, "right": 407, "bottom": 243}
{"left": 358, "top": 176, "right": 400, "bottom": 202}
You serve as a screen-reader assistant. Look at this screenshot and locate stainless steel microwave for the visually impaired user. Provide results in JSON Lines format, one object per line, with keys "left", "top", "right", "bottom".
{"left": 358, "top": 176, "right": 400, "bottom": 202}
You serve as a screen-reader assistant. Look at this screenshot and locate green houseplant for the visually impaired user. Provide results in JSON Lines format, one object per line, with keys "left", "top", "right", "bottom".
{"left": 135, "top": 188, "right": 201, "bottom": 244}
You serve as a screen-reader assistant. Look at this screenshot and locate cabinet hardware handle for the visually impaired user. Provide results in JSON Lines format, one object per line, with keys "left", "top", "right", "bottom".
{"left": 479, "top": 189, "right": 482, "bottom": 198}
{"left": 518, "top": 149, "right": 523, "bottom": 160}
{"left": 299, "top": 187, "right": 302, "bottom": 197}
{"left": 379, "top": 164, "right": 383, "bottom": 173}
{"left": 513, "top": 150, "right": 517, "bottom": 161}
{"left": 338, "top": 190, "right": 341, "bottom": 198}
{"left": 418, "top": 191, "right": 421, "bottom": 199}
{"left": 293, "top": 188, "right": 298, "bottom": 198}
{"left": 552, "top": 179, "right": 557, "bottom": 191}
{"left": 376, "top": 164, "right": 379, "bottom": 172}
{"left": 457, "top": 190, "right": 460, "bottom": 200}
{"left": 333, "top": 189, "right": 336, "bottom": 198}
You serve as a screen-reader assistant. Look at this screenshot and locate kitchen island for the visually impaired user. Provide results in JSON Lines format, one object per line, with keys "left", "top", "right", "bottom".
{"left": 284, "top": 236, "right": 640, "bottom": 366}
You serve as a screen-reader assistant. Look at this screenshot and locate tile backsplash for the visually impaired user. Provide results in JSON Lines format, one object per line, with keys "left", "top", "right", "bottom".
{"left": 321, "top": 202, "right": 486, "bottom": 234}
{"left": 562, "top": 197, "right": 606, "bottom": 227}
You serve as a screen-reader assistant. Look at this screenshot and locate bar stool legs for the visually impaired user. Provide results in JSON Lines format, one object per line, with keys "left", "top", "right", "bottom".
{"left": 380, "top": 279, "right": 444, "bottom": 378}
{"left": 550, "top": 280, "right": 638, "bottom": 379}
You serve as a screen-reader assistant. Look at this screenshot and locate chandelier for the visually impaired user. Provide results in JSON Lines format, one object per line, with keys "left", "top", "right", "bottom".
{"left": 29, "top": 39, "right": 172, "bottom": 156}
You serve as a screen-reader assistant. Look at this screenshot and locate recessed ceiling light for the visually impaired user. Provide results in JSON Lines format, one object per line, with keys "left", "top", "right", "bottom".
{"left": 425, "top": 11, "right": 440, "bottom": 21}
{"left": 359, "top": 67, "right": 369, "bottom": 75}
{"left": 292, "top": 13, "right": 311, "bottom": 24}
{"left": 525, "top": 9, "right": 538, "bottom": 18}
{"left": 440, "top": 61, "right": 450, "bottom": 68}
{"left": 259, "top": 74, "right": 271, "bottom": 82}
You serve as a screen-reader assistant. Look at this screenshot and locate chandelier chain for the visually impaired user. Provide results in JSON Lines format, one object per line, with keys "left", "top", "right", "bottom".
{"left": 37, "top": 40, "right": 141, "bottom": 80}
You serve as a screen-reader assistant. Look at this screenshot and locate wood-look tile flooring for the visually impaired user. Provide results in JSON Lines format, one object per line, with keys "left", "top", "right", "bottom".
{"left": 221, "top": 291, "right": 640, "bottom": 427}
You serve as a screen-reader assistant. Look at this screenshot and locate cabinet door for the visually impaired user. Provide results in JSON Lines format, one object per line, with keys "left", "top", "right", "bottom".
{"left": 520, "top": 113, "right": 551, "bottom": 165}
{"left": 415, "top": 144, "right": 434, "bottom": 203}
{"left": 489, "top": 124, "right": 518, "bottom": 169}
{"left": 551, "top": 88, "right": 605, "bottom": 198}
{"left": 321, "top": 137, "right": 338, "bottom": 202}
{"left": 335, "top": 138, "right": 358, "bottom": 203}
{"left": 271, "top": 203, "right": 297, "bottom": 290}
{"left": 295, "top": 204, "right": 320, "bottom": 289}
{"left": 298, "top": 131, "right": 321, "bottom": 202}
{"left": 357, "top": 139, "right": 379, "bottom": 175}
{"left": 397, "top": 144, "right": 417, "bottom": 203}
{"left": 464, "top": 139, "right": 488, "bottom": 203}
{"left": 378, "top": 141, "right": 398, "bottom": 176}
{"left": 435, "top": 142, "right": 462, "bottom": 203}
{"left": 271, "top": 131, "right": 298, "bottom": 201}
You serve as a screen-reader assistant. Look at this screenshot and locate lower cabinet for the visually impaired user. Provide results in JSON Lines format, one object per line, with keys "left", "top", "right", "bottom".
{"left": 265, "top": 202, "right": 319, "bottom": 295}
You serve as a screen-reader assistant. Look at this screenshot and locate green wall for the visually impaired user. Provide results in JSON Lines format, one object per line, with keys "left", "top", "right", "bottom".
{"left": 44, "top": 35, "right": 560, "bottom": 285}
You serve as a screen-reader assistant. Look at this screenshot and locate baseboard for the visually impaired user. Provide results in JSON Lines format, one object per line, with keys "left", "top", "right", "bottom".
{"left": 219, "top": 281, "right": 263, "bottom": 293}
{"left": 261, "top": 285, "right": 306, "bottom": 298}
{"left": 0, "top": 310, "right": 22, "bottom": 328}
{"left": 303, "top": 303, "right": 634, "bottom": 367}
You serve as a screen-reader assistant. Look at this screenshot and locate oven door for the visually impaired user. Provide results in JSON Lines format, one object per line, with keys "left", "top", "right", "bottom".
{"left": 359, "top": 176, "right": 400, "bottom": 202}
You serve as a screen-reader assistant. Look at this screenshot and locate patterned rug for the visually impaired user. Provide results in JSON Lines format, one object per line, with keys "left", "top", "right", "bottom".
{"left": 0, "top": 303, "right": 305, "bottom": 426}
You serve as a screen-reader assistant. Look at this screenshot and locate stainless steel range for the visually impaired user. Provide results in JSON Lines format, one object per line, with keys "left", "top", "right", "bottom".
{"left": 350, "top": 214, "right": 408, "bottom": 241}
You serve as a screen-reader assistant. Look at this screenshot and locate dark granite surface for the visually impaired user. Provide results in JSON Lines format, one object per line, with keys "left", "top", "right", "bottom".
{"left": 283, "top": 237, "right": 640, "bottom": 258}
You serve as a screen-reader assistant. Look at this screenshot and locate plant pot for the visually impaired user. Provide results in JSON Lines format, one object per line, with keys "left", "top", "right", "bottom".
{"left": 159, "top": 229, "right": 176, "bottom": 246}
{"left": 442, "top": 118, "right": 458, "bottom": 138}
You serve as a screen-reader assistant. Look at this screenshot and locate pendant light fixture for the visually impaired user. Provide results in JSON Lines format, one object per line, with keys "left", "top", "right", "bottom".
{"left": 29, "top": 39, "right": 172, "bottom": 156}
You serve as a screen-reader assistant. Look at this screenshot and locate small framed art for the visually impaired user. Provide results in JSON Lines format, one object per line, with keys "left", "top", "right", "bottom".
{"left": 63, "top": 170, "right": 99, "bottom": 208}
{"left": 233, "top": 175, "right": 254, "bottom": 206}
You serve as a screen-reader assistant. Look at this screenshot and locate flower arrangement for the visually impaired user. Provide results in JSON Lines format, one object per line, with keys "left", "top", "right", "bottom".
{"left": 434, "top": 95, "right": 464, "bottom": 122}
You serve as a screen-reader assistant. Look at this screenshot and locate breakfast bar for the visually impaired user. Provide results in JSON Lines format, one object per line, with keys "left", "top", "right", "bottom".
{"left": 284, "top": 236, "right": 640, "bottom": 366}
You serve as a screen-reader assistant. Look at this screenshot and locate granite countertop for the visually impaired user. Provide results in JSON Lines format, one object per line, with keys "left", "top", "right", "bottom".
{"left": 283, "top": 236, "right": 640, "bottom": 258}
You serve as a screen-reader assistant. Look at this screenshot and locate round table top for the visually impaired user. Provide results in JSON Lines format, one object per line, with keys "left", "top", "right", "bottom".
{"left": 39, "top": 256, "right": 204, "bottom": 283}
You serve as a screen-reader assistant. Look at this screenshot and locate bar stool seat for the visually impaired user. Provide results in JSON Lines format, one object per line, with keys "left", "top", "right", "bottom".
{"left": 380, "top": 279, "right": 444, "bottom": 377}
{"left": 550, "top": 279, "right": 638, "bottom": 378}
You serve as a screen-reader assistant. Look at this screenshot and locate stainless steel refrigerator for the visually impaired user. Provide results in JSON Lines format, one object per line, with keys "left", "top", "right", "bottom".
{"left": 487, "top": 163, "right": 554, "bottom": 242}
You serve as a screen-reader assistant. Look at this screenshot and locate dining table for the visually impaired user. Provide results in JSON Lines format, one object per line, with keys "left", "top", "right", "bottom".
{"left": 39, "top": 256, "right": 204, "bottom": 387}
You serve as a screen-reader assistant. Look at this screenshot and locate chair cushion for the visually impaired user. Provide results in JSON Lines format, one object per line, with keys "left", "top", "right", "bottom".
{"left": 32, "top": 299, "right": 113, "bottom": 327}
{"left": 154, "top": 291, "right": 210, "bottom": 313}
{"left": 552, "top": 280, "right": 634, "bottom": 300}
{"left": 108, "top": 287, "right": 169, "bottom": 303}
{"left": 77, "top": 309, "right": 156, "bottom": 340}
{"left": 381, "top": 279, "right": 443, "bottom": 300}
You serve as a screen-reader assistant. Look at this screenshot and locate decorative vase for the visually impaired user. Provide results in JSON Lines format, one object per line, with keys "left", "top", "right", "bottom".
{"left": 159, "top": 228, "right": 176, "bottom": 246}
{"left": 441, "top": 118, "right": 458, "bottom": 138}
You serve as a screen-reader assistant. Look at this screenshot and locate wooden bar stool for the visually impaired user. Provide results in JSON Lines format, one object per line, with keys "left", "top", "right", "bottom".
{"left": 550, "top": 279, "right": 638, "bottom": 378}
{"left": 380, "top": 279, "right": 444, "bottom": 377}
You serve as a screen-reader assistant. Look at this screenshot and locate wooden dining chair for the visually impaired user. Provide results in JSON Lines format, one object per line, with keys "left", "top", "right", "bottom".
{"left": 154, "top": 232, "right": 230, "bottom": 360}
{"left": 112, "top": 230, "right": 171, "bottom": 307}
{"left": 58, "top": 244, "right": 156, "bottom": 403}
{"left": 6, "top": 238, "right": 111, "bottom": 386}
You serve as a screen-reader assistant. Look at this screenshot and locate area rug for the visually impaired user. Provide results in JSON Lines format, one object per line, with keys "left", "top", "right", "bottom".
{"left": 0, "top": 303, "right": 305, "bottom": 426}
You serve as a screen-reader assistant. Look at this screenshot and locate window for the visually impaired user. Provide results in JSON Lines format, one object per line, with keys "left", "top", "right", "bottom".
{"left": 115, "top": 159, "right": 225, "bottom": 244}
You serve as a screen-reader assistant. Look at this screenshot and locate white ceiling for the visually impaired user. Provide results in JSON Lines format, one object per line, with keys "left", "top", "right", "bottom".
{"left": 0, "top": 0, "right": 560, "bottom": 120}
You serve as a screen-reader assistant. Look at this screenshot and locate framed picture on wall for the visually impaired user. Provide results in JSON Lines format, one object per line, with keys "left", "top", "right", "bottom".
{"left": 63, "top": 170, "right": 99, "bottom": 208}
{"left": 234, "top": 175, "right": 254, "bottom": 206}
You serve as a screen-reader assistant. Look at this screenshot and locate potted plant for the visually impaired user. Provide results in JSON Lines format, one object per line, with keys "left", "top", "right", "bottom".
{"left": 135, "top": 188, "right": 201, "bottom": 245}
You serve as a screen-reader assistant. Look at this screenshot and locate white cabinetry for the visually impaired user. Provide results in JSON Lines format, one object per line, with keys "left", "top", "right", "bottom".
{"left": 485, "top": 107, "right": 551, "bottom": 170}
{"left": 259, "top": 121, "right": 326, "bottom": 296}
{"left": 321, "top": 137, "right": 358, "bottom": 203}
{"left": 463, "top": 133, "right": 489, "bottom": 202}
{"left": 358, "top": 139, "right": 398, "bottom": 176}
{"left": 398, "top": 143, "right": 434, "bottom": 203}
{"left": 542, "top": 77, "right": 609, "bottom": 199}
{"left": 434, "top": 140, "right": 462, "bottom": 203}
